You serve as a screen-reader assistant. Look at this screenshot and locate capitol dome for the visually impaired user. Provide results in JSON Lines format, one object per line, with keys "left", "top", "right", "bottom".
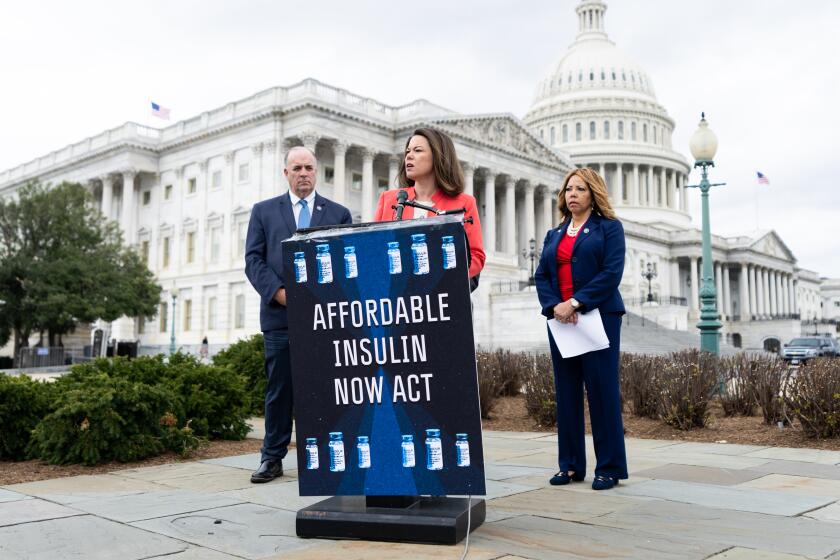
{"left": 524, "top": 0, "right": 691, "bottom": 230}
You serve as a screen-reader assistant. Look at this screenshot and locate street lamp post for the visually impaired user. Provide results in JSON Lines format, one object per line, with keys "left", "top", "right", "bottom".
{"left": 169, "top": 288, "right": 179, "bottom": 355}
{"left": 641, "top": 262, "right": 658, "bottom": 303}
{"left": 521, "top": 238, "right": 537, "bottom": 286}
{"left": 686, "top": 113, "right": 726, "bottom": 355}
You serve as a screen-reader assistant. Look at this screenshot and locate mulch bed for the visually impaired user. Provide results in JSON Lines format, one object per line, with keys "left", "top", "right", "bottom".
{"left": 0, "top": 438, "right": 265, "bottom": 486}
{"left": 483, "top": 394, "right": 840, "bottom": 451}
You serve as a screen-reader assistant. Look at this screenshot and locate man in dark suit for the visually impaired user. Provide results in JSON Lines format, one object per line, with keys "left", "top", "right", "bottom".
{"left": 245, "top": 145, "right": 352, "bottom": 483}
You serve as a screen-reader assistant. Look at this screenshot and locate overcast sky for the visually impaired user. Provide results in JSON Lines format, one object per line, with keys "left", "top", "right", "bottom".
{"left": 2, "top": 1, "right": 838, "bottom": 275}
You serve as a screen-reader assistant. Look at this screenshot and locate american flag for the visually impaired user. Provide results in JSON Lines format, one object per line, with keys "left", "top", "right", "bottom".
{"left": 151, "top": 102, "right": 171, "bottom": 120}
{"left": 756, "top": 171, "right": 770, "bottom": 185}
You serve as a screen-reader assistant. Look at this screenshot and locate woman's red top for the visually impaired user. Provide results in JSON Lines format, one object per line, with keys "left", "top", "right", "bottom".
{"left": 556, "top": 230, "right": 577, "bottom": 301}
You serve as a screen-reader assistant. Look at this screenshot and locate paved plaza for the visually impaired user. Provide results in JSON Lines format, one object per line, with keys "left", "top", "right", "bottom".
{"left": 2, "top": 427, "right": 840, "bottom": 559}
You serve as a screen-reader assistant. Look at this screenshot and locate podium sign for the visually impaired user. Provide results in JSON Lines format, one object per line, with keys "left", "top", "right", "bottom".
{"left": 283, "top": 216, "right": 486, "bottom": 497}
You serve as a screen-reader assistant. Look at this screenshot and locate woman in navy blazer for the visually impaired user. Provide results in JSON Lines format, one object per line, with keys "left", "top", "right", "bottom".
{"left": 534, "top": 167, "right": 627, "bottom": 491}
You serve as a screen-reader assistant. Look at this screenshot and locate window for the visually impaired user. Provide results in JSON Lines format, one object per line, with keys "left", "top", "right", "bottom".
{"left": 137, "top": 316, "right": 145, "bottom": 335}
{"left": 351, "top": 173, "right": 363, "bottom": 191}
{"left": 237, "top": 221, "right": 248, "bottom": 257}
{"left": 575, "top": 122, "right": 582, "bottom": 141}
{"left": 603, "top": 121, "right": 610, "bottom": 140}
{"left": 207, "top": 296, "right": 217, "bottom": 330}
{"left": 183, "top": 299, "right": 192, "bottom": 331}
{"left": 324, "top": 166, "right": 335, "bottom": 184}
{"left": 186, "top": 232, "right": 196, "bottom": 263}
{"left": 618, "top": 121, "right": 624, "bottom": 140}
{"left": 600, "top": 70, "right": 605, "bottom": 80}
{"left": 540, "top": 129, "right": 544, "bottom": 139}
{"left": 164, "top": 185, "right": 173, "bottom": 200}
{"left": 142, "top": 191, "right": 151, "bottom": 205}
{"left": 212, "top": 170, "right": 222, "bottom": 189}
{"left": 643, "top": 124, "right": 648, "bottom": 142}
{"left": 631, "top": 122, "right": 637, "bottom": 141}
{"left": 550, "top": 126, "right": 556, "bottom": 144}
{"left": 562, "top": 124, "right": 568, "bottom": 143}
{"left": 653, "top": 126, "right": 657, "bottom": 144}
{"left": 611, "top": 71, "right": 616, "bottom": 80}
{"left": 578, "top": 71, "right": 582, "bottom": 82}
{"left": 377, "top": 178, "right": 389, "bottom": 191}
{"left": 589, "top": 121, "right": 596, "bottom": 140}
{"left": 141, "top": 240, "right": 149, "bottom": 265}
{"left": 234, "top": 294, "right": 245, "bottom": 329}
{"left": 589, "top": 71, "right": 594, "bottom": 81}
{"left": 834, "top": 301, "right": 840, "bottom": 308}
{"left": 162, "top": 237, "right": 171, "bottom": 268}
{"left": 159, "top": 302, "right": 168, "bottom": 333}
{"left": 238, "top": 163, "right": 250, "bottom": 183}
{"left": 210, "top": 226, "right": 221, "bottom": 263}
{"left": 187, "top": 177, "right": 197, "bottom": 194}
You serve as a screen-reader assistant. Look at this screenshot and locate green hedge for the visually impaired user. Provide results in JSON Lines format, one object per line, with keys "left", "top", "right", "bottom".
{"left": 212, "top": 334, "right": 266, "bottom": 415}
{"left": 0, "top": 374, "right": 54, "bottom": 460}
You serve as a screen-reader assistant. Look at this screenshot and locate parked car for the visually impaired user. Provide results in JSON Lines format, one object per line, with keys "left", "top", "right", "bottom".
{"left": 781, "top": 336, "right": 840, "bottom": 364}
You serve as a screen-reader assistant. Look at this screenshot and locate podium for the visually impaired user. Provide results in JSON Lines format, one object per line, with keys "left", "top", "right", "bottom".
{"left": 282, "top": 217, "right": 486, "bottom": 544}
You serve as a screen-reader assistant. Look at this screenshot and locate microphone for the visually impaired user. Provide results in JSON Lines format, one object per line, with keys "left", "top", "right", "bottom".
{"left": 394, "top": 189, "right": 408, "bottom": 221}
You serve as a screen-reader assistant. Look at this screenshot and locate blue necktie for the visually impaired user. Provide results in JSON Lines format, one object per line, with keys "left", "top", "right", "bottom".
{"left": 298, "top": 199, "right": 310, "bottom": 229}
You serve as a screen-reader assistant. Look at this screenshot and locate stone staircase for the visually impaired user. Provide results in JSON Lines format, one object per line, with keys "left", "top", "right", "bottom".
{"left": 621, "top": 311, "right": 739, "bottom": 356}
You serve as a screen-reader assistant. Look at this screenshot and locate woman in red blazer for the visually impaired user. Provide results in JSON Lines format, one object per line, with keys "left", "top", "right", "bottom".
{"left": 374, "top": 127, "right": 485, "bottom": 280}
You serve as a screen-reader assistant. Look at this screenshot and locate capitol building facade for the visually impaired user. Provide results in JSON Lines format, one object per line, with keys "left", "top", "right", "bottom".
{"left": 0, "top": 0, "right": 834, "bottom": 355}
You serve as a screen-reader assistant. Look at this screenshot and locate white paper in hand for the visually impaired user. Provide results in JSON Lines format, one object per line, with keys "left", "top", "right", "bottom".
{"left": 547, "top": 308, "right": 610, "bottom": 358}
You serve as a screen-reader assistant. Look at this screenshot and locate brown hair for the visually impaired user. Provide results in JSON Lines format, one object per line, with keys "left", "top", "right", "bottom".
{"left": 397, "top": 127, "right": 464, "bottom": 196}
{"left": 557, "top": 167, "right": 617, "bottom": 222}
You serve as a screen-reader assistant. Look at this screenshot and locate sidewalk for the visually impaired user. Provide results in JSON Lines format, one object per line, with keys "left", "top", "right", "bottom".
{"left": 2, "top": 429, "right": 840, "bottom": 559}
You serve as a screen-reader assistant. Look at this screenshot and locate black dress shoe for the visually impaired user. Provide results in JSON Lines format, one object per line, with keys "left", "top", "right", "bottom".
{"left": 251, "top": 460, "right": 283, "bottom": 483}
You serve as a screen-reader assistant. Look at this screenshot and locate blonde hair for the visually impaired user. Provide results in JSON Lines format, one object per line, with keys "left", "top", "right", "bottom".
{"left": 557, "top": 167, "right": 616, "bottom": 222}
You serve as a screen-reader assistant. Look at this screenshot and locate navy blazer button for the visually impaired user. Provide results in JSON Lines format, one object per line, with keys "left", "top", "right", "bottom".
{"left": 583, "top": 228, "right": 589, "bottom": 234}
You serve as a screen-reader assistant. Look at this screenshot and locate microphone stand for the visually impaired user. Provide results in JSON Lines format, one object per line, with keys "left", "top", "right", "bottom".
{"left": 392, "top": 199, "right": 474, "bottom": 224}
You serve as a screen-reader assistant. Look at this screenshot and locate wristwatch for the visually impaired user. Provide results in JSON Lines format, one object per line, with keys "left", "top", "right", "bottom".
{"left": 569, "top": 298, "right": 581, "bottom": 310}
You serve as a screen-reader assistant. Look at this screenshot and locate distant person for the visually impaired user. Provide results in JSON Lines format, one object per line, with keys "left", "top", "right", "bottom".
{"left": 245, "top": 146, "right": 352, "bottom": 483}
{"left": 374, "top": 127, "right": 485, "bottom": 285}
{"left": 534, "top": 167, "right": 627, "bottom": 490}
{"left": 199, "top": 336, "right": 209, "bottom": 360}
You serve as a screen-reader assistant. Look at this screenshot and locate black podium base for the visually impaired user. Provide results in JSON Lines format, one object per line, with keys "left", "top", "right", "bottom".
{"left": 296, "top": 496, "right": 485, "bottom": 544}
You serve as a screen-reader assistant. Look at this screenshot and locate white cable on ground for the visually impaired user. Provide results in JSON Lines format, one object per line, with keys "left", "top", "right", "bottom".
{"left": 460, "top": 495, "right": 472, "bottom": 560}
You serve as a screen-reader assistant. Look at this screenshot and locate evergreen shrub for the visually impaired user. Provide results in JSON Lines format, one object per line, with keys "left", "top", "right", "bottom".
{"left": 212, "top": 334, "right": 265, "bottom": 415}
{"left": 0, "top": 374, "right": 54, "bottom": 460}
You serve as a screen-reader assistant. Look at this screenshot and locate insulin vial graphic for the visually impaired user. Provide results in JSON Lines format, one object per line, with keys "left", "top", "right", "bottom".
{"left": 315, "top": 244, "right": 333, "bottom": 284}
{"left": 425, "top": 428, "right": 443, "bottom": 470}
{"left": 441, "top": 235, "right": 456, "bottom": 270}
{"left": 305, "top": 437, "right": 319, "bottom": 470}
{"left": 343, "top": 246, "right": 358, "bottom": 279}
{"left": 387, "top": 241, "right": 402, "bottom": 274}
{"left": 357, "top": 436, "right": 371, "bottom": 469}
{"left": 411, "top": 233, "right": 430, "bottom": 275}
{"left": 401, "top": 435, "right": 416, "bottom": 468}
{"left": 293, "top": 252, "right": 307, "bottom": 283}
{"left": 328, "top": 432, "right": 345, "bottom": 472}
{"left": 455, "top": 433, "right": 471, "bottom": 467}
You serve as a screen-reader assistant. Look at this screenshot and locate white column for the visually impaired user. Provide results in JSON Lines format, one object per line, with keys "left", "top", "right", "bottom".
{"left": 615, "top": 163, "right": 624, "bottom": 204}
{"left": 332, "top": 141, "right": 348, "bottom": 205}
{"left": 523, "top": 181, "right": 536, "bottom": 252}
{"left": 596, "top": 162, "right": 604, "bottom": 180}
{"left": 100, "top": 175, "right": 113, "bottom": 219}
{"left": 748, "top": 265, "right": 757, "bottom": 320}
{"left": 120, "top": 169, "right": 137, "bottom": 244}
{"left": 252, "top": 143, "right": 265, "bottom": 201}
{"left": 669, "top": 170, "right": 678, "bottom": 210}
{"left": 715, "top": 262, "right": 724, "bottom": 316}
{"left": 723, "top": 265, "right": 732, "bottom": 319}
{"left": 361, "top": 148, "right": 375, "bottom": 222}
{"left": 680, "top": 174, "right": 689, "bottom": 212}
{"left": 659, "top": 167, "right": 667, "bottom": 208}
{"left": 631, "top": 164, "right": 640, "bottom": 206}
{"left": 542, "top": 187, "right": 554, "bottom": 235}
{"left": 301, "top": 131, "right": 318, "bottom": 152}
{"left": 739, "top": 263, "right": 750, "bottom": 321}
{"left": 769, "top": 270, "right": 778, "bottom": 317}
{"left": 690, "top": 256, "right": 699, "bottom": 312}
{"left": 646, "top": 166, "right": 654, "bottom": 206}
{"left": 781, "top": 274, "right": 790, "bottom": 316}
{"left": 762, "top": 269, "right": 771, "bottom": 318}
{"left": 388, "top": 155, "right": 400, "bottom": 191}
{"left": 670, "top": 259, "right": 680, "bottom": 301}
{"left": 791, "top": 278, "right": 798, "bottom": 315}
{"left": 776, "top": 272, "right": 784, "bottom": 316}
{"left": 224, "top": 152, "right": 235, "bottom": 266}
{"left": 504, "top": 176, "right": 516, "bottom": 254}
{"left": 462, "top": 162, "right": 475, "bottom": 197}
{"left": 483, "top": 171, "right": 496, "bottom": 255}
